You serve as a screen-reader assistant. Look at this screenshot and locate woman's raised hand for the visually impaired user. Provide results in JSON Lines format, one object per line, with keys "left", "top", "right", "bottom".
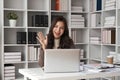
{"left": 36, "top": 32, "right": 48, "bottom": 50}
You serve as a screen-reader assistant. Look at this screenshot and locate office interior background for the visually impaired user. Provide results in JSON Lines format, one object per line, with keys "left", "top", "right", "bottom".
{"left": 0, "top": 0, "right": 120, "bottom": 80}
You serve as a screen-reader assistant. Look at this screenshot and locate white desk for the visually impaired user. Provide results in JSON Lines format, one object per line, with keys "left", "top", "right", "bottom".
{"left": 19, "top": 68, "right": 120, "bottom": 80}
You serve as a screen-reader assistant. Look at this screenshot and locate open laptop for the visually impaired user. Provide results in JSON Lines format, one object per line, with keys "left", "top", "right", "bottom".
{"left": 44, "top": 49, "right": 80, "bottom": 73}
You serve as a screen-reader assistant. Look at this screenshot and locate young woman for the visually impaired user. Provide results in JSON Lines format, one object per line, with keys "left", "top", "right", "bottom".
{"left": 37, "top": 16, "right": 75, "bottom": 67}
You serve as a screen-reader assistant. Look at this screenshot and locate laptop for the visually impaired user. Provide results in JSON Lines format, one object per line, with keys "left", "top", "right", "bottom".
{"left": 44, "top": 49, "right": 80, "bottom": 73}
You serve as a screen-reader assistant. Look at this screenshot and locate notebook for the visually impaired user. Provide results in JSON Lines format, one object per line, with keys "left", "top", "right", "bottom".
{"left": 44, "top": 49, "right": 80, "bottom": 73}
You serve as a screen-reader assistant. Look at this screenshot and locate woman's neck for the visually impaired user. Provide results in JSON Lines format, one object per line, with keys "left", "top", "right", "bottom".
{"left": 53, "top": 38, "right": 60, "bottom": 49}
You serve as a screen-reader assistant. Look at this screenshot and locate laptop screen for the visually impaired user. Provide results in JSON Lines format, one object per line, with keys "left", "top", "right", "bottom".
{"left": 44, "top": 49, "right": 80, "bottom": 73}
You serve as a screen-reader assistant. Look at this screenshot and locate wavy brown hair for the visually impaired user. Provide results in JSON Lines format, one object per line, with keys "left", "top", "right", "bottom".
{"left": 46, "top": 16, "right": 75, "bottom": 49}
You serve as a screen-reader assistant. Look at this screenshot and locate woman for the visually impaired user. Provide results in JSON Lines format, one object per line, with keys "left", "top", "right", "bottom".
{"left": 37, "top": 16, "right": 75, "bottom": 67}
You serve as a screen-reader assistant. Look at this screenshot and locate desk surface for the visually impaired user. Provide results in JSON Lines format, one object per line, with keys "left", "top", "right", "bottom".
{"left": 19, "top": 68, "right": 120, "bottom": 80}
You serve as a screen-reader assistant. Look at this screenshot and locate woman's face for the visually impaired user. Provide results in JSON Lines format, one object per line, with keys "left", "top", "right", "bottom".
{"left": 53, "top": 21, "right": 65, "bottom": 39}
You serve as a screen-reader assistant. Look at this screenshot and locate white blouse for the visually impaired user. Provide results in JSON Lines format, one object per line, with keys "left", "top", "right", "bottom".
{"left": 53, "top": 39, "right": 60, "bottom": 49}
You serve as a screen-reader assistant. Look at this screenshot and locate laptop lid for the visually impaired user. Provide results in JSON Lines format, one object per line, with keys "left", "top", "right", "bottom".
{"left": 44, "top": 49, "right": 80, "bottom": 73}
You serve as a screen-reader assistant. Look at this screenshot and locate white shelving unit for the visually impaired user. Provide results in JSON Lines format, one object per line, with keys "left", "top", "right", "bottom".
{"left": 0, "top": 0, "right": 89, "bottom": 80}
{"left": 89, "top": 0, "right": 119, "bottom": 63}
{"left": 89, "top": 0, "right": 120, "bottom": 80}
{"left": 70, "top": 0, "right": 89, "bottom": 64}
{"left": 1, "top": 0, "right": 50, "bottom": 80}
{"left": 0, "top": 0, "right": 120, "bottom": 80}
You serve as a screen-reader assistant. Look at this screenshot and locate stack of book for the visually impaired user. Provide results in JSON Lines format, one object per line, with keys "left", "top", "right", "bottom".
{"left": 90, "top": 37, "right": 101, "bottom": 44}
{"left": 71, "top": 6, "right": 83, "bottom": 12}
{"left": 32, "top": 15, "right": 48, "bottom": 27}
{"left": 104, "top": 16, "right": 115, "bottom": 27}
{"left": 28, "top": 32, "right": 37, "bottom": 44}
{"left": 55, "top": 0, "right": 68, "bottom": 11}
{"left": 104, "top": 0, "right": 116, "bottom": 10}
{"left": 71, "top": 14, "right": 85, "bottom": 28}
{"left": 28, "top": 46, "right": 40, "bottom": 61}
{"left": 17, "top": 32, "right": 26, "bottom": 44}
{"left": 4, "top": 64, "right": 15, "bottom": 80}
{"left": 91, "top": 13, "right": 101, "bottom": 27}
{"left": 102, "top": 29, "right": 115, "bottom": 44}
{"left": 71, "top": 29, "right": 77, "bottom": 43}
{"left": 4, "top": 52, "right": 21, "bottom": 63}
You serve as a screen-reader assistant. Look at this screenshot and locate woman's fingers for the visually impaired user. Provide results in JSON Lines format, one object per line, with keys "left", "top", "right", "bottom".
{"left": 37, "top": 32, "right": 45, "bottom": 41}
{"left": 36, "top": 36, "right": 43, "bottom": 45}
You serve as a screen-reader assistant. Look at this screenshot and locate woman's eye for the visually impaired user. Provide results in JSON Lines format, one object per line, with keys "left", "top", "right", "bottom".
{"left": 55, "top": 25, "right": 58, "bottom": 28}
{"left": 60, "top": 27, "right": 64, "bottom": 30}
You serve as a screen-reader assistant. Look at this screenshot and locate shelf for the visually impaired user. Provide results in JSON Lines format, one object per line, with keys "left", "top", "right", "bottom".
{"left": 90, "top": 10, "right": 102, "bottom": 13}
{"left": 51, "top": 10, "right": 69, "bottom": 13}
{"left": 70, "top": 27, "right": 88, "bottom": 29}
{"left": 75, "top": 43, "right": 88, "bottom": 45}
{"left": 4, "top": 44, "right": 26, "bottom": 47}
{"left": 28, "top": 27, "right": 48, "bottom": 29}
{"left": 4, "top": 26, "right": 26, "bottom": 29}
{"left": 71, "top": 11, "right": 88, "bottom": 13}
{"left": 5, "top": 61, "right": 26, "bottom": 64}
{"left": 103, "top": 8, "right": 116, "bottom": 12}
{"left": 28, "top": 9, "right": 48, "bottom": 12}
{"left": 4, "top": 8, "right": 26, "bottom": 11}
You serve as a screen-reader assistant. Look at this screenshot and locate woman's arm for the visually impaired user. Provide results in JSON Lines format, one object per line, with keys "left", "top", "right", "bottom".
{"left": 37, "top": 32, "right": 48, "bottom": 67}
{"left": 38, "top": 47, "right": 44, "bottom": 67}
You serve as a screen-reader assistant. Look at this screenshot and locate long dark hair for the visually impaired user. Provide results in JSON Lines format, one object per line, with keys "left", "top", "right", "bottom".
{"left": 46, "top": 16, "right": 74, "bottom": 49}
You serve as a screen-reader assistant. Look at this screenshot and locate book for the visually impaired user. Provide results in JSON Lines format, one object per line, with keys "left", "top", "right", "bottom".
{"left": 4, "top": 69, "right": 15, "bottom": 73}
{"left": 35, "top": 15, "right": 40, "bottom": 27}
{"left": 32, "top": 32, "right": 37, "bottom": 44}
{"left": 96, "top": 0, "right": 102, "bottom": 11}
{"left": 4, "top": 73, "right": 15, "bottom": 77}
{"left": 102, "top": 30, "right": 115, "bottom": 44}
{"left": 110, "top": 30, "right": 115, "bottom": 44}
{"left": 21, "top": 32, "right": 26, "bottom": 44}
{"left": 16, "top": 32, "right": 22, "bottom": 44}
{"left": 17, "top": 32, "right": 26, "bottom": 44}
{"left": 44, "top": 15, "right": 48, "bottom": 27}
{"left": 91, "top": 14, "right": 96, "bottom": 27}
{"left": 39, "top": 15, "right": 44, "bottom": 27}
{"left": 28, "top": 32, "right": 37, "bottom": 44}
{"left": 4, "top": 52, "right": 21, "bottom": 56}
{"left": 4, "top": 55, "right": 21, "bottom": 59}
{"left": 4, "top": 64, "right": 15, "bottom": 70}
{"left": 4, "top": 76, "right": 15, "bottom": 80}
{"left": 5, "top": 58, "right": 21, "bottom": 62}
{"left": 55, "top": 0, "right": 60, "bottom": 10}
{"left": 28, "top": 32, "right": 33, "bottom": 44}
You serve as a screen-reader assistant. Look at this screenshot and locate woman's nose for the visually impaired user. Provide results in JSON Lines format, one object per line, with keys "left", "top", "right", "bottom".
{"left": 56, "top": 27, "right": 60, "bottom": 32}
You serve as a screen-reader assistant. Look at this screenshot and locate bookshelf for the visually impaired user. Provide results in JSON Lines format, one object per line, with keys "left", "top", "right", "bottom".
{"left": 70, "top": 0, "right": 89, "bottom": 65}
{"left": 0, "top": 0, "right": 119, "bottom": 80}
{"left": 1, "top": 0, "right": 50, "bottom": 80}
{"left": 89, "top": 0, "right": 120, "bottom": 80}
